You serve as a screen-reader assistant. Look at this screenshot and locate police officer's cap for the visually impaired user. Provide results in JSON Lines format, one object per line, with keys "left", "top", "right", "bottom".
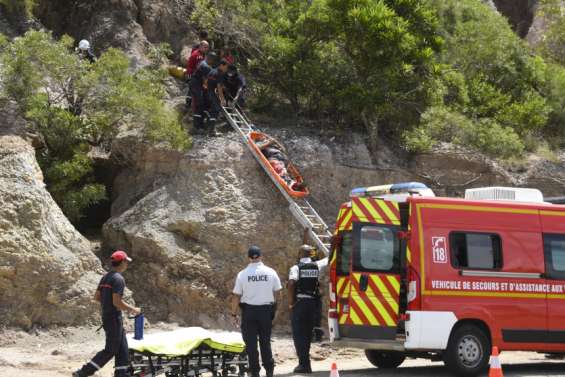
{"left": 248, "top": 245, "right": 262, "bottom": 258}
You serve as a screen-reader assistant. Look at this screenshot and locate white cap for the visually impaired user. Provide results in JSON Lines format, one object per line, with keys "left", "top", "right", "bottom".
{"left": 78, "top": 39, "right": 90, "bottom": 51}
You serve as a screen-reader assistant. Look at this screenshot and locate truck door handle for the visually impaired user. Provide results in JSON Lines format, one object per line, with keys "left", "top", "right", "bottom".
{"left": 359, "top": 274, "right": 369, "bottom": 292}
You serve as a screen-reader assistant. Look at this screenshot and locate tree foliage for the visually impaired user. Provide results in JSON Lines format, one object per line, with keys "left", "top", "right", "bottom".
{"left": 192, "top": 0, "right": 565, "bottom": 158}
{"left": 0, "top": 30, "right": 189, "bottom": 222}
{"left": 0, "top": 0, "right": 36, "bottom": 18}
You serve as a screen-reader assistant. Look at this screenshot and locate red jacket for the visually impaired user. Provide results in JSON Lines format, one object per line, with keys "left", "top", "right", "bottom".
{"left": 187, "top": 49, "right": 205, "bottom": 76}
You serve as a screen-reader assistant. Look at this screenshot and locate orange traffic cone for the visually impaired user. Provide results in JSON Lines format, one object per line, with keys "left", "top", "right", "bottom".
{"left": 329, "top": 362, "right": 339, "bottom": 377}
{"left": 488, "top": 346, "right": 504, "bottom": 377}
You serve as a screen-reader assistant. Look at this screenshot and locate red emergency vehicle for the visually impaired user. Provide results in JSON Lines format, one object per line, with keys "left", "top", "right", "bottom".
{"left": 328, "top": 183, "right": 565, "bottom": 376}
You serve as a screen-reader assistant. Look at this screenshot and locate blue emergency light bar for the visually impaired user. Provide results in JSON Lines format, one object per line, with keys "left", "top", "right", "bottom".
{"left": 350, "top": 182, "right": 430, "bottom": 197}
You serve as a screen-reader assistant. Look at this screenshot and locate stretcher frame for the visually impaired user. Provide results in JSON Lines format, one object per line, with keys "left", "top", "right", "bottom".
{"left": 128, "top": 343, "right": 248, "bottom": 377}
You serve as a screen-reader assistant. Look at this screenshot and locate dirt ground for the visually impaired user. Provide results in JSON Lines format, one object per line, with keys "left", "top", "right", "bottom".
{"left": 1, "top": 324, "right": 565, "bottom": 377}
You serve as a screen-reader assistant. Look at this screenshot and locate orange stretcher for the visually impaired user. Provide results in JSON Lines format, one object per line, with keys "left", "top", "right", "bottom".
{"left": 247, "top": 131, "right": 309, "bottom": 198}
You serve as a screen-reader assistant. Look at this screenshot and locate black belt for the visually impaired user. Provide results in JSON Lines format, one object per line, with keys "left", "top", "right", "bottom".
{"left": 241, "top": 303, "right": 273, "bottom": 308}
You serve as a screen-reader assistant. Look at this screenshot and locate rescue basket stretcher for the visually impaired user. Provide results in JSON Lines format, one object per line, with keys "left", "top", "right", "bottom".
{"left": 247, "top": 131, "right": 309, "bottom": 199}
{"left": 127, "top": 327, "right": 248, "bottom": 377}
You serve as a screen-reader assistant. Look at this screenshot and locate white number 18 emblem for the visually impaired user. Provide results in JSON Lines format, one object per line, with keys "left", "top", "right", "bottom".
{"left": 432, "top": 237, "right": 448, "bottom": 264}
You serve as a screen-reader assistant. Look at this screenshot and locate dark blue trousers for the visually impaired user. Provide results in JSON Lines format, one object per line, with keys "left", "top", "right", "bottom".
{"left": 78, "top": 313, "right": 129, "bottom": 376}
{"left": 292, "top": 298, "right": 317, "bottom": 368}
{"left": 241, "top": 304, "right": 275, "bottom": 374}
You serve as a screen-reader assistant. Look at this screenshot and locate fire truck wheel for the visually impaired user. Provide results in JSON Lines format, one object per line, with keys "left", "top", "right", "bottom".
{"left": 364, "top": 350, "right": 406, "bottom": 369}
{"left": 443, "top": 324, "right": 490, "bottom": 377}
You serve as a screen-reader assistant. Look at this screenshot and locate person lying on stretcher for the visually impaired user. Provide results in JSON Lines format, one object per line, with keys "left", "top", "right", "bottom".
{"left": 268, "top": 158, "right": 305, "bottom": 191}
{"left": 256, "top": 134, "right": 287, "bottom": 163}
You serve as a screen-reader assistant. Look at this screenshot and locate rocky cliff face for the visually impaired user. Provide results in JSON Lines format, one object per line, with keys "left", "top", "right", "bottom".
{"left": 2, "top": 0, "right": 564, "bottom": 330}
{"left": 493, "top": 0, "right": 537, "bottom": 38}
{"left": 101, "top": 99, "right": 565, "bottom": 326}
{"left": 0, "top": 100, "right": 104, "bottom": 329}
{"left": 35, "top": 0, "right": 194, "bottom": 65}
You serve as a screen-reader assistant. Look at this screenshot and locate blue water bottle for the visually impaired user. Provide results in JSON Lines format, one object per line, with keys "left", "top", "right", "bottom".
{"left": 134, "top": 313, "right": 144, "bottom": 340}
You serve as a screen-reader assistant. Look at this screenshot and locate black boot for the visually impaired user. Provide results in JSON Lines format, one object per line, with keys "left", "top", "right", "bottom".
{"left": 207, "top": 118, "right": 219, "bottom": 137}
{"left": 293, "top": 364, "right": 312, "bottom": 374}
{"left": 192, "top": 114, "right": 204, "bottom": 134}
{"left": 265, "top": 365, "right": 274, "bottom": 377}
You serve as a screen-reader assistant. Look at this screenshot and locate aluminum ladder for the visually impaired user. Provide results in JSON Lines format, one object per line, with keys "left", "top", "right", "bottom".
{"left": 222, "top": 105, "right": 333, "bottom": 256}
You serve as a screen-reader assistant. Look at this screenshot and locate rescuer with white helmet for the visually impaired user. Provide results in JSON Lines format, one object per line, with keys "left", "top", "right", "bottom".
{"left": 76, "top": 39, "right": 97, "bottom": 63}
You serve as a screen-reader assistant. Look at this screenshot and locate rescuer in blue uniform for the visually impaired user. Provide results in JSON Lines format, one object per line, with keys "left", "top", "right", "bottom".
{"left": 231, "top": 246, "right": 282, "bottom": 377}
{"left": 73, "top": 251, "right": 140, "bottom": 377}
{"left": 190, "top": 52, "right": 217, "bottom": 134}
{"left": 288, "top": 244, "right": 328, "bottom": 374}
{"left": 206, "top": 58, "right": 229, "bottom": 136}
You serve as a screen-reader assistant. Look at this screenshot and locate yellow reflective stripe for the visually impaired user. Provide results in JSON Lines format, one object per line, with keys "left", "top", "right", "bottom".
{"left": 407, "top": 222, "right": 412, "bottom": 263}
{"left": 372, "top": 275, "right": 399, "bottom": 316}
{"left": 338, "top": 315, "right": 348, "bottom": 325}
{"left": 386, "top": 275, "right": 400, "bottom": 294}
{"left": 340, "top": 210, "right": 352, "bottom": 230}
{"left": 361, "top": 198, "right": 386, "bottom": 223}
{"left": 376, "top": 200, "right": 399, "bottom": 224}
{"left": 336, "top": 278, "right": 344, "bottom": 295}
{"left": 348, "top": 306, "right": 363, "bottom": 325}
{"left": 352, "top": 295, "right": 379, "bottom": 326}
{"left": 373, "top": 276, "right": 398, "bottom": 313}
{"left": 336, "top": 208, "right": 345, "bottom": 229}
{"left": 352, "top": 274, "right": 380, "bottom": 326}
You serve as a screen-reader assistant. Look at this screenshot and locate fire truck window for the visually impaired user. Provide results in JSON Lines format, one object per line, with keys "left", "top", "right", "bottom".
{"left": 359, "top": 226, "right": 397, "bottom": 271}
{"left": 337, "top": 232, "right": 353, "bottom": 275}
{"left": 544, "top": 234, "right": 565, "bottom": 279}
{"left": 450, "top": 232, "right": 502, "bottom": 269}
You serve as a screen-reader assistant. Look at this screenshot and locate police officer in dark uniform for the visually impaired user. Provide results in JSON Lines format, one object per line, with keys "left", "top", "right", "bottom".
{"left": 206, "top": 58, "right": 229, "bottom": 136}
{"left": 190, "top": 52, "right": 217, "bottom": 134}
{"left": 231, "top": 246, "right": 282, "bottom": 377}
{"left": 288, "top": 244, "right": 328, "bottom": 374}
{"left": 73, "top": 250, "right": 140, "bottom": 377}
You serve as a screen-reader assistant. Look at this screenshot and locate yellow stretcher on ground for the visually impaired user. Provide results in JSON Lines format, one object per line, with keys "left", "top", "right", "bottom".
{"left": 127, "top": 327, "right": 248, "bottom": 377}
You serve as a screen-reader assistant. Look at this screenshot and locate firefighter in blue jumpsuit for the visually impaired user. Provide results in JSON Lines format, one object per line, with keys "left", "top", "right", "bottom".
{"left": 288, "top": 244, "right": 328, "bottom": 374}
{"left": 73, "top": 251, "right": 140, "bottom": 377}
{"left": 190, "top": 52, "right": 217, "bottom": 134}
{"left": 206, "top": 58, "right": 229, "bottom": 136}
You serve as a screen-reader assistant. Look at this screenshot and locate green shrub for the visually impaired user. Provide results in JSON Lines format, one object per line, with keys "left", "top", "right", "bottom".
{"left": 0, "top": 30, "right": 190, "bottom": 223}
{"left": 404, "top": 106, "right": 524, "bottom": 159}
{"left": 0, "top": 0, "right": 36, "bottom": 18}
{"left": 538, "top": 0, "right": 565, "bottom": 65}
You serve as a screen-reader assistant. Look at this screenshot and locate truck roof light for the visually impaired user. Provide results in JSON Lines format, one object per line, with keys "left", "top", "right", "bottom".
{"left": 350, "top": 182, "right": 435, "bottom": 201}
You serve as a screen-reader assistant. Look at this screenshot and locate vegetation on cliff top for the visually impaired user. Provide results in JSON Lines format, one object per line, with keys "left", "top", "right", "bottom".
{"left": 0, "top": 31, "right": 189, "bottom": 222}
{"left": 2, "top": 0, "right": 565, "bottom": 222}
{"left": 197, "top": 0, "right": 565, "bottom": 159}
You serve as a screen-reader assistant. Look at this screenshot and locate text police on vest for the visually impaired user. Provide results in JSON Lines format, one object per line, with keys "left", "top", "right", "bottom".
{"left": 248, "top": 275, "right": 269, "bottom": 282}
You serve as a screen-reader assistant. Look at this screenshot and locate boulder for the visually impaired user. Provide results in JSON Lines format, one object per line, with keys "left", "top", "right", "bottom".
{"left": 103, "top": 128, "right": 399, "bottom": 326}
{"left": 0, "top": 101, "right": 103, "bottom": 329}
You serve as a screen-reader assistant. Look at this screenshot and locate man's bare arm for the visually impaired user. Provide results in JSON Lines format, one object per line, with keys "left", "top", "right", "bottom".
{"left": 231, "top": 294, "right": 241, "bottom": 316}
{"left": 94, "top": 289, "right": 101, "bottom": 302}
{"left": 288, "top": 280, "right": 296, "bottom": 308}
{"left": 112, "top": 293, "right": 141, "bottom": 315}
{"left": 218, "top": 84, "right": 226, "bottom": 106}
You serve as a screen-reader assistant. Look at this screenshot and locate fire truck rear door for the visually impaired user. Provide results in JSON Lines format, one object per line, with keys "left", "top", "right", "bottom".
{"left": 344, "top": 197, "right": 403, "bottom": 340}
